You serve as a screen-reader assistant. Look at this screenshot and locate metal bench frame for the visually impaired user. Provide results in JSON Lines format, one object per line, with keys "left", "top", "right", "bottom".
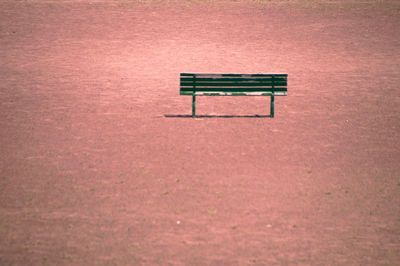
{"left": 180, "top": 73, "right": 288, "bottom": 117}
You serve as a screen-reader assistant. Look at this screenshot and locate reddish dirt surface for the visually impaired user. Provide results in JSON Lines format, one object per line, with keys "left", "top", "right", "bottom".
{"left": 1, "top": 0, "right": 400, "bottom": 265}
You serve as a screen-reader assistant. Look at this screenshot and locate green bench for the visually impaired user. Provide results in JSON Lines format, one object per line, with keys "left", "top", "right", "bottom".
{"left": 180, "top": 73, "right": 288, "bottom": 117}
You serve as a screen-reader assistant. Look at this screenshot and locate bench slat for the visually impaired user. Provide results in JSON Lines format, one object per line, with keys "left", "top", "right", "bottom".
{"left": 181, "top": 82, "right": 287, "bottom": 87}
{"left": 180, "top": 87, "right": 287, "bottom": 92}
{"left": 180, "top": 73, "right": 287, "bottom": 77}
{"left": 181, "top": 91, "right": 286, "bottom": 96}
{"left": 180, "top": 77, "right": 287, "bottom": 82}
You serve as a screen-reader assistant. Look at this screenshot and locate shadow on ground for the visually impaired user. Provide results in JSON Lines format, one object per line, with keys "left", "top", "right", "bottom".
{"left": 164, "top": 114, "right": 272, "bottom": 118}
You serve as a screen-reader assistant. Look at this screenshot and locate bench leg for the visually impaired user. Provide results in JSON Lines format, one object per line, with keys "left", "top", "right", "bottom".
{"left": 192, "top": 94, "right": 196, "bottom": 117}
{"left": 270, "top": 94, "right": 274, "bottom": 118}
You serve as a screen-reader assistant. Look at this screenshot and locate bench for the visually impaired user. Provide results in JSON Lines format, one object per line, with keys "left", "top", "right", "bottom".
{"left": 180, "top": 73, "right": 288, "bottom": 117}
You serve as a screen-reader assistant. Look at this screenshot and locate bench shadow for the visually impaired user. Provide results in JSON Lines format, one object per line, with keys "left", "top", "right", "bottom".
{"left": 164, "top": 114, "right": 272, "bottom": 118}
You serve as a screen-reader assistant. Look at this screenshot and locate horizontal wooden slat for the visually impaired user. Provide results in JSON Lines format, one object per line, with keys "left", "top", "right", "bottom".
{"left": 180, "top": 87, "right": 287, "bottom": 92}
{"left": 180, "top": 82, "right": 287, "bottom": 87}
{"left": 181, "top": 77, "right": 287, "bottom": 82}
{"left": 180, "top": 91, "right": 287, "bottom": 96}
{"left": 180, "top": 73, "right": 287, "bottom": 78}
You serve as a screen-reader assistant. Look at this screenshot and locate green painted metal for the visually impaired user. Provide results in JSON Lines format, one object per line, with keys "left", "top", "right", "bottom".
{"left": 181, "top": 73, "right": 287, "bottom": 77}
{"left": 181, "top": 92, "right": 277, "bottom": 96}
{"left": 181, "top": 79, "right": 286, "bottom": 84}
{"left": 181, "top": 82, "right": 287, "bottom": 87}
{"left": 180, "top": 87, "right": 287, "bottom": 92}
{"left": 180, "top": 77, "right": 287, "bottom": 82}
{"left": 192, "top": 94, "right": 196, "bottom": 117}
{"left": 270, "top": 94, "right": 275, "bottom": 118}
{"left": 192, "top": 74, "right": 196, "bottom": 117}
{"left": 180, "top": 73, "right": 287, "bottom": 117}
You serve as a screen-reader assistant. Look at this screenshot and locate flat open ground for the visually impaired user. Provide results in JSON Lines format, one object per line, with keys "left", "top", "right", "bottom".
{"left": 1, "top": 0, "right": 399, "bottom": 264}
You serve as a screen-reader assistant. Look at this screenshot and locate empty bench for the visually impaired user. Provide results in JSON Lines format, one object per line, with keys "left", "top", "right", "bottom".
{"left": 180, "top": 73, "right": 288, "bottom": 117}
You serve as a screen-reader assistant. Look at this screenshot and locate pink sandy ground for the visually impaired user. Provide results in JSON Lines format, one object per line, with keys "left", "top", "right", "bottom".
{"left": 0, "top": 0, "right": 399, "bottom": 265}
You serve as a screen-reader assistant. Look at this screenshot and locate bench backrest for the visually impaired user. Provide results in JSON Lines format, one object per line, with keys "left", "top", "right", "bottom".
{"left": 180, "top": 73, "right": 287, "bottom": 96}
